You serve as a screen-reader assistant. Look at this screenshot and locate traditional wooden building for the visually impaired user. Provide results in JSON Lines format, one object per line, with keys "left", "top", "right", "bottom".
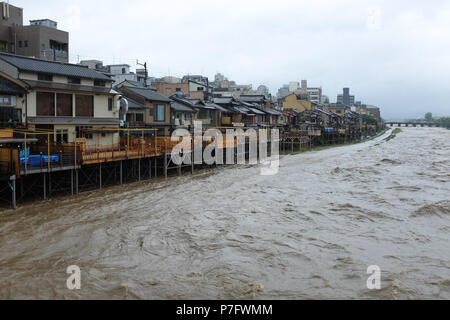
{"left": 0, "top": 73, "right": 27, "bottom": 127}
{"left": 0, "top": 52, "right": 121, "bottom": 146}
{"left": 117, "top": 85, "right": 172, "bottom": 136}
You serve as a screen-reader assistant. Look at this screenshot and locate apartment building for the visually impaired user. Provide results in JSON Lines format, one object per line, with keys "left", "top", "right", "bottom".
{"left": 0, "top": 2, "right": 69, "bottom": 62}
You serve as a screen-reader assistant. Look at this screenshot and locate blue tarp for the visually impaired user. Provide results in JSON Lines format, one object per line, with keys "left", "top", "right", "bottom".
{"left": 20, "top": 155, "right": 59, "bottom": 166}
{"left": 19, "top": 147, "right": 30, "bottom": 158}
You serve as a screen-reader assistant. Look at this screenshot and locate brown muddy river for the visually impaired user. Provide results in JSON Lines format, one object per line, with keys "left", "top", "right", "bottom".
{"left": 0, "top": 128, "right": 449, "bottom": 299}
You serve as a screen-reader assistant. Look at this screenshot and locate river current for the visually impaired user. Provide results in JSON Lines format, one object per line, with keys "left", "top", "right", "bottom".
{"left": 0, "top": 128, "right": 449, "bottom": 299}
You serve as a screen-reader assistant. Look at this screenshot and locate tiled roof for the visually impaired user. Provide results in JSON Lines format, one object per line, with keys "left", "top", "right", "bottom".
{"left": 121, "top": 86, "right": 171, "bottom": 102}
{"left": 125, "top": 97, "right": 146, "bottom": 110}
{"left": 264, "top": 108, "right": 282, "bottom": 116}
{"left": 213, "top": 97, "right": 234, "bottom": 104}
{"left": 206, "top": 103, "right": 230, "bottom": 113}
{"left": 121, "top": 79, "right": 158, "bottom": 90}
{"left": 239, "top": 95, "right": 265, "bottom": 103}
{"left": 171, "top": 101, "right": 196, "bottom": 113}
{"left": 0, "top": 53, "right": 111, "bottom": 81}
{"left": 248, "top": 107, "right": 266, "bottom": 115}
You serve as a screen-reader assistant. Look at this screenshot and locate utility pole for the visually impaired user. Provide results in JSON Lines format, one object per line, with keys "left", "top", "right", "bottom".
{"left": 136, "top": 60, "right": 148, "bottom": 88}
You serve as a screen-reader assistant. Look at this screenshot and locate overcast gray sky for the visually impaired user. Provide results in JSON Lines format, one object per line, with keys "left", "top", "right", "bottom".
{"left": 13, "top": 0, "right": 450, "bottom": 119}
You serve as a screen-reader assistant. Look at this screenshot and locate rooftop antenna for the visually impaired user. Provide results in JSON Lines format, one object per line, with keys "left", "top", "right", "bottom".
{"left": 136, "top": 59, "right": 148, "bottom": 87}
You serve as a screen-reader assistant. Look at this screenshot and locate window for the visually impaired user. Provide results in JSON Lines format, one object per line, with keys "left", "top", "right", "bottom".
{"left": 41, "top": 43, "right": 45, "bottom": 52}
{"left": 94, "top": 80, "right": 106, "bottom": 87}
{"left": 76, "top": 126, "right": 93, "bottom": 139}
{"left": 135, "top": 113, "right": 144, "bottom": 122}
{"left": 56, "top": 129, "right": 69, "bottom": 143}
{"left": 108, "top": 98, "right": 113, "bottom": 111}
{"left": 154, "top": 104, "right": 165, "bottom": 122}
{"left": 18, "top": 41, "right": 22, "bottom": 48}
{"left": 198, "top": 109, "right": 209, "bottom": 119}
{"left": 36, "top": 92, "right": 55, "bottom": 116}
{"left": 75, "top": 95, "right": 94, "bottom": 117}
{"left": 24, "top": 40, "right": 28, "bottom": 47}
{"left": 176, "top": 88, "right": 182, "bottom": 92}
{"left": 0, "top": 95, "right": 14, "bottom": 107}
{"left": 126, "top": 114, "right": 133, "bottom": 123}
{"left": 56, "top": 93, "right": 73, "bottom": 116}
{"left": 0, "top": 107, "right": 21, "bottom": 125}
{"left": 68, "top": 77, "right": 81, "bottom": 84}
{"left": 165, "top": 88, "right": 172, "bottom": 96}
{"left": 38, "top": 73, "right": 53, "bottom": 82}
{"left": 122, "top": 68, "right": 126, "bottom": 74}
{"left": 197, "top": 87, "right": 204, "bottom": 91}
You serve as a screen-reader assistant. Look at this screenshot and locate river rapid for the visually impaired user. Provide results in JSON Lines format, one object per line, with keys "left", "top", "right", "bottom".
{"left": 0, "top": 127, "right": 449, "bottom": 299}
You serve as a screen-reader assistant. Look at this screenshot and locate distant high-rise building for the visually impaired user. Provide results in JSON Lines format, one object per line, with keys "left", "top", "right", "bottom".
{"left": 300, "top": 80, "right": 308, "bottom": 95}
{"left": 321, "top": 95, "right": 330, "bottom": 105}
{"left": 277, "top": 84, "right": 290, "bottom": 98}
{"left": 307, "top": 87, "right": 322, "bottom": 104}
{"left": 293, "top": 80, "right": 323, "bottom": 104}
{"left": 289, "top": 82, "right": 299, "bottom": 92}
{"left": 337, "top": 88, "right": 355, "bottom": 106}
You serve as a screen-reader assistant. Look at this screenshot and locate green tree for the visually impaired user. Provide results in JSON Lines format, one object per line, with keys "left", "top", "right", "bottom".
{"left": 425, "top": 112, "right": 433, "bottom": 122}
{"left": 361, "top": 114, "right": 379, "bottom": 130}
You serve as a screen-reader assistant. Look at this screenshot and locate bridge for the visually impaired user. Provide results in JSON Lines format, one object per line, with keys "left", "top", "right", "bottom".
{"left": 385, "top": 122, "right": 443, "bottom": 128}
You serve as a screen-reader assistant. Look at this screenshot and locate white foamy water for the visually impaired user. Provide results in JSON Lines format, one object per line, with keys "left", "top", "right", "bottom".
{"left": 0, "top": 128, "right": 449, "bottom": 299}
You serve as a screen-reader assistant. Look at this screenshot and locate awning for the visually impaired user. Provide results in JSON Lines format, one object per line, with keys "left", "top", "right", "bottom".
{"left": 0, "top": 138, "right": 39, "bottom": 144}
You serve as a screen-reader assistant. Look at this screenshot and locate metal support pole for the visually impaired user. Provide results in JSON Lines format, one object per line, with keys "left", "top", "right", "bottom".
{"left": 191, "top": 151, "right": 194, "bottom": 174}
{"left": 10, "top": 176, "right": 16, "bottom": 209}
{"left": 71, "top": 169, "right": 74, "bottom": 196}
{"left": 120, "top": 160, "right": 123, "bottom": 185}
{"left": 155, "top": 158, "right": 157, "bottom": 178}
{"left": 138, "top": 159, "right": 141, "bottom": 182}
{"left": 99, "top": 163, "right": 102, "bottom": 189}
{"left": 49, "top": 172, "right": 52, "bottom": 196}
{"left": 164, "top": 154, "right": 168, "bottom": 179}
{"left": 149, "top": 158, "right": 152, "bottom": 180}
{"left": 43, "top": 173, "right": 47, "bottom": 200}
{"left": 75, "top": 169, "right": 79, "bottom": 194}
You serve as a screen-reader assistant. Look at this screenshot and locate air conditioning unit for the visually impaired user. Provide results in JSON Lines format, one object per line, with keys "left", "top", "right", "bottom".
{"left": 174, "top": 118, "right": 180, "bottom": 126}
{"left": 2, "top": 2, "right": 10, "bottom": 19}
